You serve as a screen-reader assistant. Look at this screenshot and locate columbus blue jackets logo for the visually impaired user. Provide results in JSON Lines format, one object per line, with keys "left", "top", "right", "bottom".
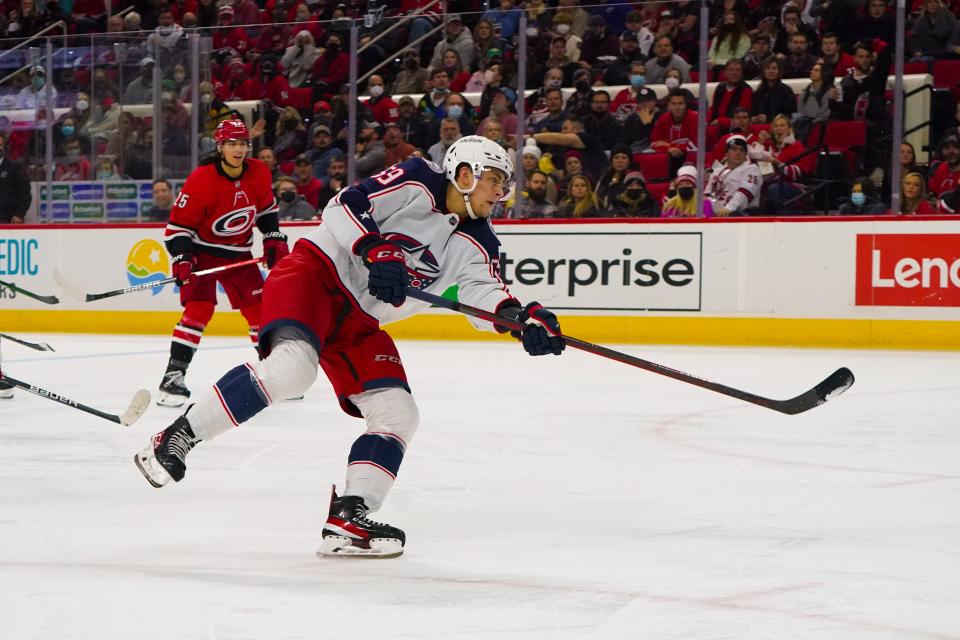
{"left": 383, "top": 232, "right": 440, "bottom": 289}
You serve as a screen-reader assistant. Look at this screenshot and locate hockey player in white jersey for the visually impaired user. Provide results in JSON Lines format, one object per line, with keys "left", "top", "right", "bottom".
{"left": 134, "top": 136, "right": 567, "bottom": 558}
{"left": 704, "top": 135, "right": 764, "bottom": 216}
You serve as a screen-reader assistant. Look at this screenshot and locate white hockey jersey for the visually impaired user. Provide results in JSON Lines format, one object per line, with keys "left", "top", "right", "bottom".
{"left": 302, "top": 157, "right": 518, "bottom": 329}
{"left": 705, "top": 159, "right": 763, "bottom": 213}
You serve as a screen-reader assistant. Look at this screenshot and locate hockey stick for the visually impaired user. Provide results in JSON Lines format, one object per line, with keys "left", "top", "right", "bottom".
{"left": 0, "top": 333, "right": 54, "bottom": 351}
{"left": 0, "top": 278, "right": 59, "bottom": 304}
{"left": 0, "top": 372, "right": 151, "bottom": 425}
{"left": 405, "top": 288, "right": 855, "bottom": 415}
{"left": 56, "top": 257, "right": 265, "bottom": 302}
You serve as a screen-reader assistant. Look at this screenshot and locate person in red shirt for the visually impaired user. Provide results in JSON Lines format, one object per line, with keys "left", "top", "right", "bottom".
{"left": 53, "top": 138, "right": 92, "bottom": 181}
{"left": 212, "top": 6, "right": 248, "bottom": 51}
{"left": 292, "top": 154, "right": 323, "bottom": 209}
{"left": 363, "top": 74, "right": 399, "bottom": 125}
{"left": 312, "top": 33, "right": 350, "bottom": 98}
{"left": 651, "top": 89, "right": 700, "bottom": 175}
{"left": 928, "top": 133, "right": 960, "bottom": 197}
{"left": 712, "top": 107, "right": 760, "bottom": 164}
{"left": 708, "top": 58, "right": 753, "bottom": 129}
{"left": 158, "top": 119, "right": 289, "bottom": 406}
{"left": 820, "top": 33, "right": 856, "bottom": 78}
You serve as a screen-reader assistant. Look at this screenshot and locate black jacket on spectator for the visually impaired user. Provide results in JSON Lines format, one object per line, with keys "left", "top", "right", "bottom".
{"left": 849, "top": 11, "right": 897, "bottom": 46}
{"left": 583, "top": 112, "right": 624, "bottom": 150}
{"left": 602, "top": 50, "right": 646, "bottom": 87}
{"left": 622, "top": 111, "right": 657, "bottom": 152}
{"left": 834, "top": 41, "right": 892, "bottom": 122}
{"left": 395, "top": 114, "right": 431, "bottom": 152}
{"left": 0, "top": 156, "right": 31, "bottom": 222}
{"left": 752, "top": 81, "right": 797, "bottom": 122}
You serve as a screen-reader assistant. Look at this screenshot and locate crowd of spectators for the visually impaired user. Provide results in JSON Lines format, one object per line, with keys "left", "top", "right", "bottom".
{"left": 2, "top": 0, "right": 960, "bottom": 220}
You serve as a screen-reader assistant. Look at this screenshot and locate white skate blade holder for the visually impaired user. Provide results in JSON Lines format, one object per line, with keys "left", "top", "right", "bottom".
{"left": 134, "top": 446, "right": 172, "bottom": 488}
{"left": 155, "top": 391, "right": 188, "bottom": 408}
{"left": 317, "top": 536, "right": 404, "bottom": 559}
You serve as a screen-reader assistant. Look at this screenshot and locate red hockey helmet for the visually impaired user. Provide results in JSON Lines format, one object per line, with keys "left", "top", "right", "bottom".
{"left": 214, "top": 118, "right": 250, "bottom": 143}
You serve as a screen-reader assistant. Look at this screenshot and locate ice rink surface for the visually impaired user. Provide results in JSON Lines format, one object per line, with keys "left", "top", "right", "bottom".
{"left": 0, "top": 333, "right": 957, "bottom": 640}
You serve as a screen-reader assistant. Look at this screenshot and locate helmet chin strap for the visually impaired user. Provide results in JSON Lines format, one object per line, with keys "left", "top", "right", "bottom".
{"left": 463, "top": 193, "right": 478, "bottom": 219}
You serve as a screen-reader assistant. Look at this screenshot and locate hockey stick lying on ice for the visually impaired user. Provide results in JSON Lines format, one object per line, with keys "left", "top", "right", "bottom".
{"left": 0, "top": 278, "right": 59, "bottom": 304}
{"left": 55, "top": 257, "right": 265, "bottom": 302}
{"left": 0, "top": 333, "right": 55, "bottom": 352}
{"left": 0, "top": 372, "right": 150, "bottom": 425}
{"left": 405, "top": 288, "right": 855, "bottom": 415}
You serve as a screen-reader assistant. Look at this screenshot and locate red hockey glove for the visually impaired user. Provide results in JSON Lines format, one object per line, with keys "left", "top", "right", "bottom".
{"left": 355, "top": 234, "right": 409, "bottom": 307}
{"left": 263, "top": 231, "right": 289, "bottom": 268}
{"left": 509, "top": 301, "right": 565, "bottom": 356}
{"left": 172, "top": 253, "right": 196, "bottom": 286}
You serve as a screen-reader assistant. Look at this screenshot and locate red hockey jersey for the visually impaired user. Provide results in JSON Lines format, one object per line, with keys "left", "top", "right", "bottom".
{"left": 165, "top": 157, "right": 278, "bottom": 257}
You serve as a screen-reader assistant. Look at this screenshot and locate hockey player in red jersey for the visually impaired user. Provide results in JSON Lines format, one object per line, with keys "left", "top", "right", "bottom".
{"left": 135, "top": 136, "right": 566, "bottom": 558}
{"left": 157, "top": 118, "right": 289, "bottom": 407}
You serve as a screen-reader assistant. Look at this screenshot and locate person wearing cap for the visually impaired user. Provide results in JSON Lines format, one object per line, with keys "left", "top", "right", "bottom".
{"left": 305, "top": 124, "right": 345, "bottom": 179}
{"left": 391, "top": 49, "right": 429, "bottom": 95}
{"left": 611, "top": 171, "right": 657, "bottom": 217}
{"left": 354, "top": 123, "right": 388, "bottom": 181}
{"left": 292, "top": 153, "right": 323, "bottom": 209}
{"left": 476, "top": 87, "right": 516, "bottom": 145}
{"left": 742, "top": 33, "right": 774, "bottom": 81}
{"left": 705, "top": 135, "right": 763, "bottom": 216}
{"left": 394, "top": 95, "right": 430, "bottom": 151}
{"left": 621, "top": 86, "right": 660, "bottom": 150}
{"left": 212, "top": 6, "right": 250, "bottom": 53}
{"left": 282, "top": 30, "right": 321, "bottom": 88}
{"left": 602, "top": 27, "right": 647, "bottom": 87}
{"left": 624, "top": 10, "right": 655, "bottom": 58}
{"left": 556, "top": 0, "right": 589, "bottom": 38}
{"left": 429, "top": 13, "right": 474, "bottom": 75}
{"left": 15, "top": 65, "right": 58, "bottom": 110}
{"left": 580, "top": 14, "right": 620, "bottom": 67}
{"left": 662, "top": 165, "right": 712, "bottom": 218}
{"left": 120, "top": 57, "right": 156, "bottom": 105}
{"left": 363, "top": 74, "right": 400, "bottom": 126}
{"left": 481, "top": 0, "right": 521, "bottom": 41}
{"left": 645, "top": 36, "right": 691, "bottom": 85}
{"left": 928, "top": 133, "right": 960, "bottom": 197}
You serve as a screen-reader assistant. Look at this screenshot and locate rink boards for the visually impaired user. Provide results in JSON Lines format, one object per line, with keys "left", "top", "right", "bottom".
{"left": 1, "top": 217, "right": 959, "bottom": 350}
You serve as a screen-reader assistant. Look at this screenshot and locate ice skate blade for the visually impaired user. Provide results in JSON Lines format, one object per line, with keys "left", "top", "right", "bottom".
{"left": 134, "top": 449, "right": 172, "bottom": 488}
{"left": 317, "top": 536, "right": 404, "bottom": 559}
{"left": 156, "top": 391, "right": 188, "bottom": 407}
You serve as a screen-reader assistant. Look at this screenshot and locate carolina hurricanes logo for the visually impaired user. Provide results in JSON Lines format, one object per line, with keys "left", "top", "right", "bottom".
{"left": 212, "top": 205, "right": 257, "bottom": 237}
{"left": 383, "top": 232, "right": 440, "bottom": 289}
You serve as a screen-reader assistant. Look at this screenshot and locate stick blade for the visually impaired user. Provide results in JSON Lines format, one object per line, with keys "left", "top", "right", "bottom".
{"left": 120, "top": 389, "right": 152, "bottom": 426}
{"left": 774, "top": 367, "right": 855, "bottom": 415}
{"left": 52, "top": 268, "right": 87, "bottom": 303}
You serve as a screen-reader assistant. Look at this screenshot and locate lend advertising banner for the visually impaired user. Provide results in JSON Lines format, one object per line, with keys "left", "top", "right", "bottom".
{"left": 497, "top": 230, "right": 702, "bottom": 311}
{"left": 37, "top": 181, "right": 184, "bottom": 221}
{"left": 855, "top": 234, "right": 960, "bottom": 307}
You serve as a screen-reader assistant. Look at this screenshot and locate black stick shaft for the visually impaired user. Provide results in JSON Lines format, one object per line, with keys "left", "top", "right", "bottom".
{"left": 86, "top": 258, "right": 264, "bottom": 301}
{"left": 404, "top": 287, "right": 853, "bottom": 415}
{"left": 0, "top": 279, "right": 59, "bottom": 305}
{"left": 0, "top": 374, "right": 122, "bottom": 424}
{"left": 0, "top": 333, "right": 54, "bottom": 351}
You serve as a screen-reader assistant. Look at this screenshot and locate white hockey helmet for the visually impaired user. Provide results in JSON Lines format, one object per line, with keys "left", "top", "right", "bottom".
{"left": 443, "top": 135, "right": 515, "bottom": 218}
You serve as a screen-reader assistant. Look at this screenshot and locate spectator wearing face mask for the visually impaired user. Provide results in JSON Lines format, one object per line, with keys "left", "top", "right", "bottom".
{"left": 603, "top": 29, "right": 647, "bottom": 87}
{"left": 611, "top": 171, "right": 658, "bottom": 217}
{"left": 362, "top": 75, "right": 399, "bottom": 126}
{"left": 276, "top": 176, "right": 319, "bottom": 220}
{"left": 661, "top": 165, "right": 712, "bottom": 218}
{"left": 429, "top": 92, "right": 475, "bottom": 146}
{"left": 273, "top": 107, "right": 308, "bottom": 164}
{"left": 218, "top": 58, "right": 257, "bottom": 102}
{"left": 54, "top": 138, "right": 92, "bottom": 181}
{"left": 611, "top": 62, "right": 650, "bottom": 123}
{"left": 312, "top": 34, "right": 349, "bottom": 99}
{"left": 429, "top": 14, "right": 474, "bottom": 74}
{"left": 419, "top": 69, "right": 452, "bottom": 121}
{"left": 282, "top": 30, "right": 321, "bottom": 88}
{"left": 392, "top": 49, "right": 429, "bottom": 95}
{"left": 837, "top": 177, "right": 887, "bottom": 215}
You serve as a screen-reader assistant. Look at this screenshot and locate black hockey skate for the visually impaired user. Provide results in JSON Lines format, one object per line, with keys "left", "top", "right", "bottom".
{"left": 0, "top": 380, "right": 13, "bottom": 399}
{"left": 157, "top": 367, "right": 190, "bottom": 407}
{"left": 134, "top": 416, "right": 201, "bottom": 488}
{"left": 318, "top": 485, "right": 405, "bottom": 558}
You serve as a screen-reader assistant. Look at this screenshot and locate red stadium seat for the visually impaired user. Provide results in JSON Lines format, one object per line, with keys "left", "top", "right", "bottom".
{"left": 632, "top": 152, "right": 671, "bottom": 182}
{"left": 706, "top": 124, "right": 721, "bottom": 149}
{"left": 903, "top": 61, "right": 930, "bottom": 75}
{"left": 823, "top": 120, "right": 867, "bottom": 175}
{"left": 646, "top": 181, "right": 672, "bottom": 205}
{"left": 286, "top": 87, "right": 313, "bottom": 111}
{"left": 932, "top": 60, "right": 960, "bottom": 88}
